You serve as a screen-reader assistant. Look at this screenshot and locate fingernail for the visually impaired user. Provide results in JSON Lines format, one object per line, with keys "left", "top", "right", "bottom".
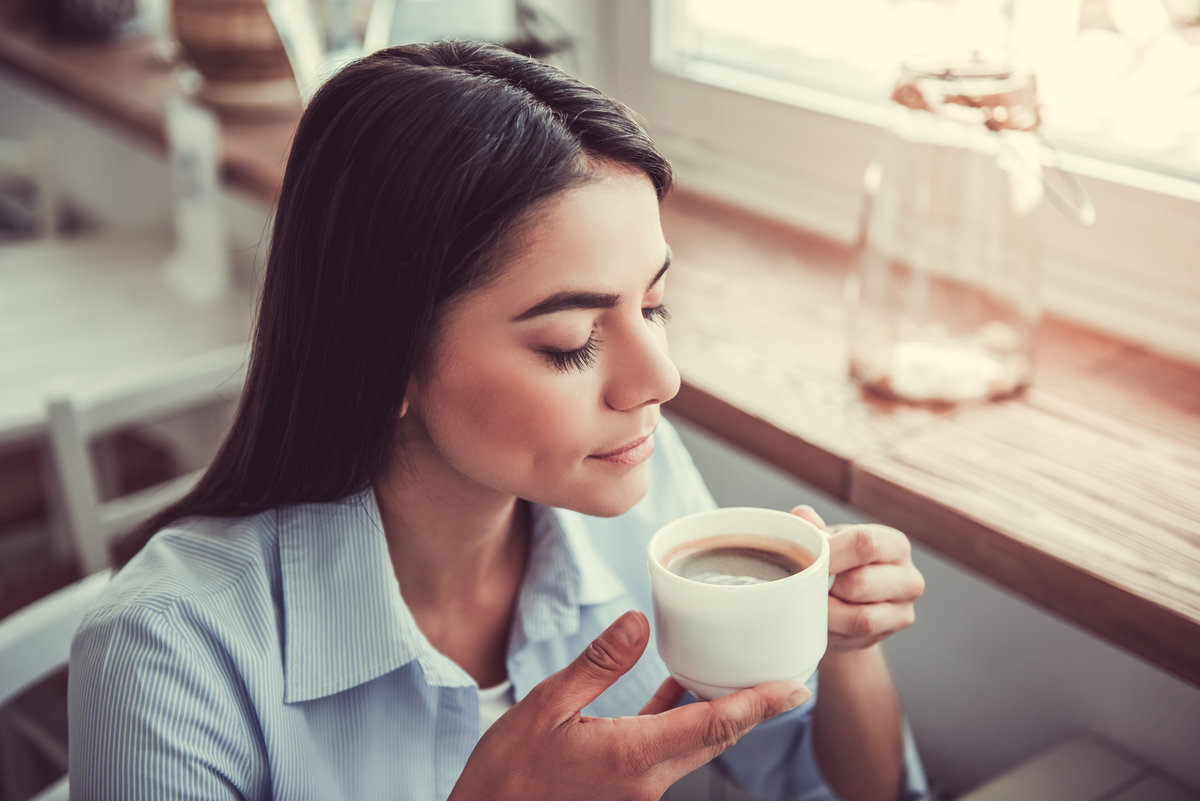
{"left": 785, "top": 684, "right": 811, "bottom": 711}
{"left": 613, "top": 611, "right": 642, "bottom": 647}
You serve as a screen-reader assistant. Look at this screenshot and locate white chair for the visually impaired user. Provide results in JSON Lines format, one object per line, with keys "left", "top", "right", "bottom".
{"left": 45, "top": 343, "right": 248, "bottom": 574}
{"left": 0, "top": 570, "right": 110, "bottom": 801}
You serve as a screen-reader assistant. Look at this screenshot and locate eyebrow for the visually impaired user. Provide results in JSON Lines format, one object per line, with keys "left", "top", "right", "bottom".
{"left": 512, "top": 248, "right": 673, "bottom": 322}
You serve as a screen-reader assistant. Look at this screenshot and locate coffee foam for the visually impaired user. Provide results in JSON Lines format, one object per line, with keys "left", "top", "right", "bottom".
{"left": 664, "top": 534, "right": 814, "bottom": 586}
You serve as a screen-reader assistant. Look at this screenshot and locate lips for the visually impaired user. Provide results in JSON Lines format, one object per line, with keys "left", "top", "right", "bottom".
{"left": 590, "top": 431, "right": 656, "bottom": 467}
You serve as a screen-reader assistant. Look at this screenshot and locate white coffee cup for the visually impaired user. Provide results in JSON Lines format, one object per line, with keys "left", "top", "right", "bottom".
{"left": 647, "top": 507, "right": 830, "bottom": 700}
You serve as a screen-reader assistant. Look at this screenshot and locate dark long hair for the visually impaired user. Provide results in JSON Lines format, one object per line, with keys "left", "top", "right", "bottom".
{"left": 116, "top": 40, "right": 672, "bottom": 567}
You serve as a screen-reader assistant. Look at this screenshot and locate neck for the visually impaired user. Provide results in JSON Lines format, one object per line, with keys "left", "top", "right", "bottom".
{"left": 375, "top": 462, "right": 528, "bottom": 609}
{"left": 372, "top": 429, "right": 531, "bottom": 687}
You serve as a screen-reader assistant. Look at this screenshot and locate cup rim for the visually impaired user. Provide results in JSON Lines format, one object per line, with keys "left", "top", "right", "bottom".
{"left": 648, "top": 507, "right": 830, "bottom": 592}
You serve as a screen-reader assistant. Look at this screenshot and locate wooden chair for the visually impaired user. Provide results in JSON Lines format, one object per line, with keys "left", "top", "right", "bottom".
{"left": 0, "top": 570, "right": 110, "bottom": 801}
{"left": 44, "top": 343, "right": 248, "bottom": 574}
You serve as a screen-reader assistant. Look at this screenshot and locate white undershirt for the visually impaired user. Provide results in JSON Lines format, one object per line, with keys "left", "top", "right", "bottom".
{"left": 477, "top": 679, "right": 516, "bottom": 736}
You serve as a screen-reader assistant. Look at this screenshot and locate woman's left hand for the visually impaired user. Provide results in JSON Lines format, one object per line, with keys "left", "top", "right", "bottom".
{"left": 792, "top": 506, "right": 925, "bottom": 653}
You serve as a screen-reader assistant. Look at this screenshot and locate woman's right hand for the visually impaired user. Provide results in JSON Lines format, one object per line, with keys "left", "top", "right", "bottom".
{"left": 448, "top": 610, "right": 811, "bottom": 801}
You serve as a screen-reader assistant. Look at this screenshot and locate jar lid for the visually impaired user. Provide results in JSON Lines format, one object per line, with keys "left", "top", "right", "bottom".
{"left": 892, "top": 49, "right": 1040, "bottom": 132}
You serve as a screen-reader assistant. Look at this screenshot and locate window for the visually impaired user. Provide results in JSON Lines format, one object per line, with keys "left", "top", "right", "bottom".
{"left": 667, "top": 0, "right": 1200, "bottom": 184}
{"left": 603, "top": 0, "right": 1200, "bottom": 364}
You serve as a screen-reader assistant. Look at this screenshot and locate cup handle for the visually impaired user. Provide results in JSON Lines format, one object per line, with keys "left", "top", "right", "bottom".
{"left": 1038, "top": 138, "right": 1096, "bottom": 227}
{"left": 820, "top": 526, "right": 835, "bottom": 591}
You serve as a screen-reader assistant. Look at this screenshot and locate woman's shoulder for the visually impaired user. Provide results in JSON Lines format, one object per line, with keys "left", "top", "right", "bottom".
{"left": 82, "top": 509, "right": 282, "bottom": 635}
{"left": 68, "top": 512, "right": 283, "bottom": 797}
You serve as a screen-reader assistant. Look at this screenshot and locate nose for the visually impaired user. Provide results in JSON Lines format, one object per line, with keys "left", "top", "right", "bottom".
{"left": 604, "top": 321, "right": 681, "bottom": 412}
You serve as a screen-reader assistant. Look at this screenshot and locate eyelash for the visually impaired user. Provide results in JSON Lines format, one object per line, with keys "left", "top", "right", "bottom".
{"left": 543, "top": 336, "right": 600, "bottom": 373}
{"left": 643, "top": 304, "right": 671, "bottom": 325}
{"left": 541, "top": 305, "right": 671, "bottom": 373}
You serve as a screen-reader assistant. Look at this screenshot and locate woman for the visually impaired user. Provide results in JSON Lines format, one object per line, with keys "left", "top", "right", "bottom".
{"left": 70, "top": 41, "right": 928, "bottom": 801}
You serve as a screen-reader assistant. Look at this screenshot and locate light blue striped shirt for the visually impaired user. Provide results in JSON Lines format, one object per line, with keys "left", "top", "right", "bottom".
{"left": 68, "top": 419, "right": 928, "bottom": 800}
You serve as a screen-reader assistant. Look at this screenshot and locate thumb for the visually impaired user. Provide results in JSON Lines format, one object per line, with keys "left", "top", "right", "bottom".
{"left": 638, "top": 680, "right": 811, "bottom": 770}
{"left": 541, "top": 610, "right": 649, "bottom": 720}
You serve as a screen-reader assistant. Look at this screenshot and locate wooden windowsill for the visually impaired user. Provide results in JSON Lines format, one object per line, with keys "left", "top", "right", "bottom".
{"left": 2, "top": 15, "right": 1197, "bottom": 688}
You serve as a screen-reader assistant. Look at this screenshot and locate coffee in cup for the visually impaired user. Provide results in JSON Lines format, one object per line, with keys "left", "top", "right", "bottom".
{"left": 664, "top": 534, "right": 815, "bottom": 586}
{"left": 648, "top": 508, "right": 830, "bottom": 700}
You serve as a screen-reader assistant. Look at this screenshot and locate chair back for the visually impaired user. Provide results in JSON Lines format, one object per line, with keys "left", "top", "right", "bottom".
{"left": 45, "top": 343, "right": 248, "bottom": 573}
{"left": 0, "top": 571, "right": 110, "bottom": 705}
{"left": 0, "top": 570, "right": 110, "bottom": 801}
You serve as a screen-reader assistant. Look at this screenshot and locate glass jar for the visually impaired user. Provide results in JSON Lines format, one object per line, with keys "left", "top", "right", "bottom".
{"left": 847, "top": 49, "right": 1087, "bottom": 405}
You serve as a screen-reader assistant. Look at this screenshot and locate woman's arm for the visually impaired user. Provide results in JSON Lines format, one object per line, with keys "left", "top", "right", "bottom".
{"left": 807, "top": 513, "right": 926, "bottom": 801}
{"left": 69, "top": 604, "right": 266, "bottom": 800}
{"left": 813, "top": 645, "right": 905, "bottom": 801}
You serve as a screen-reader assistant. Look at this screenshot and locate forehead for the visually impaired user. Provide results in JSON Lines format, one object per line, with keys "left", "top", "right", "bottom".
{"left": 454, "top": 166, "right": 666, "bottom": 319}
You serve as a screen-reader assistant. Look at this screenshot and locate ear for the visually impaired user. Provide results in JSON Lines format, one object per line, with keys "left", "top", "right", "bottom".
{"left": 400, "top": 370, "right": 424, "bottom": 419}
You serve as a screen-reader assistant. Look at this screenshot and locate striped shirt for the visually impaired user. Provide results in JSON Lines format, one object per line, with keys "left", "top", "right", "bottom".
{"left": 68, "top": 419, "right": 928, "bottom": 800}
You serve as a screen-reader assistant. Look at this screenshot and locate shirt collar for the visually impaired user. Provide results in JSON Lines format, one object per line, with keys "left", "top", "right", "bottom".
{"left": 277, "top": 491, "right": 628, "bottom": 703}
{"left": 277, "top": 489, "right": 472, "bottom": 704}
{"left": 509, "top": 504, "right": 627, "bottom": 651}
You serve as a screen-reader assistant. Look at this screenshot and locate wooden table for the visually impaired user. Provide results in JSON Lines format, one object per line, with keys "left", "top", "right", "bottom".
{"left": 660, "top": 194, "right": 1200, "bottom": 687}
{"left": 0, "top": 232, "right": 253, "bottom": 446}
{"left": 2, "top": 12, "right": 1197, "bottom": 688}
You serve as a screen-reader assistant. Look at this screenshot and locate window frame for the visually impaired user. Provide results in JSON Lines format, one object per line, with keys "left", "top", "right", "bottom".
{"left": 599, "top": 0, "right": 1200, "bottom": 365}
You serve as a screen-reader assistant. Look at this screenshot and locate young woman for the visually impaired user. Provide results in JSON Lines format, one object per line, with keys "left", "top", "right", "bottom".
{"left": 69, "top": 41, "right": 928, "bottom": 801}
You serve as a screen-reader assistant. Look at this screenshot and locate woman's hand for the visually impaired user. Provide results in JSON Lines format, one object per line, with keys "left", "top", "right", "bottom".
{"left": 792, "top": 506, "right": 925, "bottom": 653}
{"left": 449, "top": 610, "right": 810, "bottom": 801}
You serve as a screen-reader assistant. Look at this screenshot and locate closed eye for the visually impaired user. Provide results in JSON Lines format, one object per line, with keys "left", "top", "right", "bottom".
{"left": 643, "top": 304, "right": 670, "bottom": 325}
{"left": 541, "top": 335, "right": 600, "bottom": 373}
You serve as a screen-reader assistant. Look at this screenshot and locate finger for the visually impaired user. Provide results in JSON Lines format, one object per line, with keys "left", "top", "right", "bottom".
{"left": 830, "top": 563, "right": 926, "bottom": 604}
{"left": 827, "top": 630, "right": 887, "bottom": 652}
{"left": 827, "top": 525, "right": 912, "bottom": 575}
{"left": 639, "top": 677, "right": 687, "bottom": 716}
{"left": 789, "top": 505, "right": 827, "bottom": 530}
{"left": 828, "top": 596, "right": 916, "bottom": 643}
{"left": 538, "top": 610, "right": 649, "bottom": 721}
{"left": 642, "top": 680, "right": 810, "bottom": 763}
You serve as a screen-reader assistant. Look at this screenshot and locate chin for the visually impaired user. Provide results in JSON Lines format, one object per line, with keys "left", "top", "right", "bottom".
{"left": 566, "top": 472, "right": 651, "bottom": 518}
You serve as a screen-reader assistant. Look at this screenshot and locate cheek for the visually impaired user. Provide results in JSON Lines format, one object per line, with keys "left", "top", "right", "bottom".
{"left": 444, "top": 361, "right": 594, "bottom": 459}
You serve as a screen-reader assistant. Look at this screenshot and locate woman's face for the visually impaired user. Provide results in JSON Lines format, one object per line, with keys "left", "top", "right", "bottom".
{"left": 402, "top": 164, "right": 680, "bottom": 517}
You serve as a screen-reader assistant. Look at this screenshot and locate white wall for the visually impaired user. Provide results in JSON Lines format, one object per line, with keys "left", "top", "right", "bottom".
{"left": 670, "top": 414, "right": 1200, "bottom": 797}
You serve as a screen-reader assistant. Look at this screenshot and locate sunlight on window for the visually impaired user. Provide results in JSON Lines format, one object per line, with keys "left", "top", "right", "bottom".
{"left": 669, "top": 0, "right": 1200, "bottom": 180}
